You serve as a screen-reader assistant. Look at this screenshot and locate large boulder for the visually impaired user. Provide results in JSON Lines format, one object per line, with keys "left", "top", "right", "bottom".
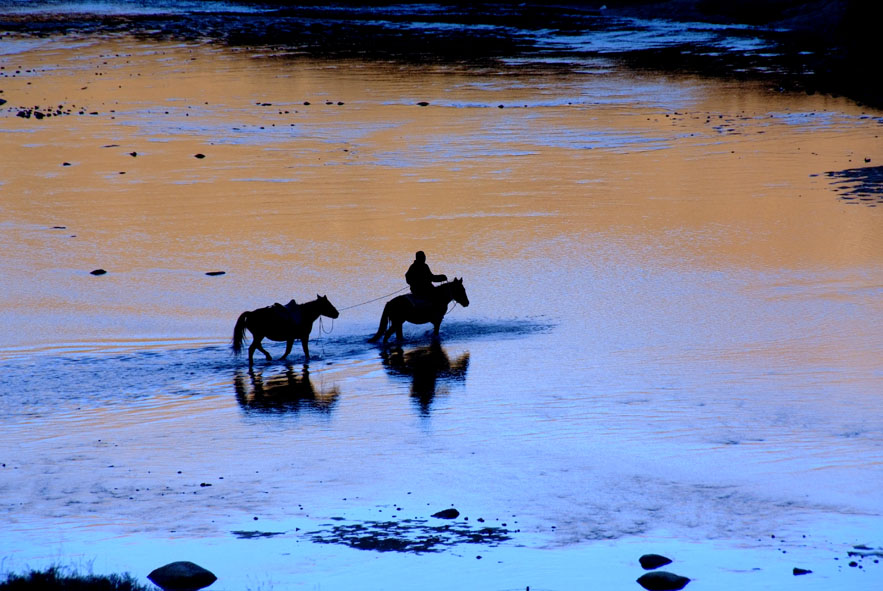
{"left": 147, "top": 561, "right": 217, "bottom": 591}
{"left": 636, "top": 571, "right": 690, "bottom": 591}
{"left": 431, "top": 508, "right": 460, "bottom": 519}
{"left": 639, "top": 554, "right": 673, "bottom": 570}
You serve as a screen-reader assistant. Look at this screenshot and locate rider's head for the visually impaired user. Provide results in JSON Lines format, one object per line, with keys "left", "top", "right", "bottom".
{"left": 415, "top": 251, "right": 426, "bottom": 262}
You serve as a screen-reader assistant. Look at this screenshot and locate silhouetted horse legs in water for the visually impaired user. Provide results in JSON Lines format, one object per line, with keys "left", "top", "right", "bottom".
{"left": 232, "top": 295, "right": 339, "bottom": 366}
{"left": 369, "top": 278, "right": 469, "bottom": 344}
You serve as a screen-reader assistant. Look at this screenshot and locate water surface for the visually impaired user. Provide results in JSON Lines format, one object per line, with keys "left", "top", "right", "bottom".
{"left": 0, "top": 28, "right": 881, "bottom": 591}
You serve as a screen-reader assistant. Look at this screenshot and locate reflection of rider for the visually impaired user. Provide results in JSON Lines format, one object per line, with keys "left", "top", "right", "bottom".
{"left": 405, "top": 251, "right": 447, "bottom": 299}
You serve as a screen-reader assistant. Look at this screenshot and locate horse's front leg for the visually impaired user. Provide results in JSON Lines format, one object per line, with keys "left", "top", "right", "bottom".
{"left": 432, "top": 320, "right": 442, "bottom": 340}
{"left": 301, "top": 333, "right": 310, "bottom": 362}
{"left": 280, "top": 339, "right": 294, "bottom": 360}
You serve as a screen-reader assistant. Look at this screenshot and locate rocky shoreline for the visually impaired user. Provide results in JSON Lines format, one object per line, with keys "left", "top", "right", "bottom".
{"left": 1, "top": 1, "right": 880, "bottom": 109}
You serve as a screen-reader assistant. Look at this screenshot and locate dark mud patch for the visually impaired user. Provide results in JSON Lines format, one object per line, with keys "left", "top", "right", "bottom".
{"left": 306, "top": 518, "right": 513, "bottom": 553}
{"left": 825, "top": 165, "right": 883, "bottom": 206}
{"left": 232, "top": 530, "right": 286, "bottom": 539}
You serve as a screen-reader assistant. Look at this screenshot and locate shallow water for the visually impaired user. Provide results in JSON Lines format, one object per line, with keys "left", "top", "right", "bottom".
{"left": 1, "top": 31, "right": 882, "bottom": 591}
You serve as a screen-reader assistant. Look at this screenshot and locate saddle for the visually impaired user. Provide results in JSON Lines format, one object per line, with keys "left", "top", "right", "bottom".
{"left": 405, "top": 294, "right": 433, "bottom": 309}
{"left": 268, "top": 300, "right": 302, "bottom": 328}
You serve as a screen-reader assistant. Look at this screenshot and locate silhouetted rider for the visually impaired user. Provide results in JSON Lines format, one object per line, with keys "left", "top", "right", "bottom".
{"left": 405, "top": 251, "right": 447, "bottom": 299}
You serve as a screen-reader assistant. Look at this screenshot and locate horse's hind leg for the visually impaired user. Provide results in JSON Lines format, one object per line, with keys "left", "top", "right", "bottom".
{"left": 251, "top": 336, "right": 272, "bottom": 363}
{"left": 392, "top": 320, "right": 404, "bottom": 343}
{"left": 382, "top": 319, "right": 396, "bottom": 344}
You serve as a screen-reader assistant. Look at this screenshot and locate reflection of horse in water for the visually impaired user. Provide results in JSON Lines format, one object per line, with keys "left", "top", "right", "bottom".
{"left": 233, "top": 366, "right": 340, "bottom": 415}
{"left": 369, "top": 279, "right": 469, "bottom": 344}
{"left": 232, "top": 295, "right": 339, "bottom": 366}
{"left": 382, "top": 341, "right": 470, "bottom": 416}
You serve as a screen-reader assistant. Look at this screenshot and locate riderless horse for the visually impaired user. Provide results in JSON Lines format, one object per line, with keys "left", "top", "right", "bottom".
{"left": 369, "top": 278, "right": 468, "bottom": 344}
{"left": 232, "top": 295, "right": 339, "bottom": 366}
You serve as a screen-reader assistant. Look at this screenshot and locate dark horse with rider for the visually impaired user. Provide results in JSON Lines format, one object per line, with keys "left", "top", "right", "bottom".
{"left": 369, "top": 251, "right": 468, "bottom": 344}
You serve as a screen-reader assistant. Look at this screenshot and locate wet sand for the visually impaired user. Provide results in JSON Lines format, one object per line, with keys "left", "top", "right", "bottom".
{"left": 1, "top": 31, "right": 882, "bottom": 591}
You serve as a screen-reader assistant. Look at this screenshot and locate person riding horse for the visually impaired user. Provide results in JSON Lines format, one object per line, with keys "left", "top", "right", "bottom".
{"left": 405, "top": 251, "right": 447, "bottom": 301}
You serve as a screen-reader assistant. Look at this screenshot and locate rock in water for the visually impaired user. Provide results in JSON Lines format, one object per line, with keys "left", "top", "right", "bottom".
{"left": 90, "top": 269, "right": 107, "bottom": 275}
{"left": 431, "top": 508, "right": 460, "bottom": 519}
{"left": 639, "top": 554, "right": 673, "bottom": 570}
{"left": 793, "top": 568, "right": 813, "bottom": 576}
{"left": 636, "top": 571, "right": 690, "bottom": 591}
{"left": 147, "top": 561, "right": 217, "bottom": 591}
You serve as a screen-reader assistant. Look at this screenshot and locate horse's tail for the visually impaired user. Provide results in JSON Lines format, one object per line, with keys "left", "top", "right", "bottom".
{"left": 368, "top": 302, "right": 391, "bottom": 342}
{"left": 232, "top": 311, "right": 250, "bottom": 356}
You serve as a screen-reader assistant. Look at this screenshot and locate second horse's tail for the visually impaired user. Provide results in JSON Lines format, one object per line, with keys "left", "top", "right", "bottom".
{"left": 368, "top": 302, "right": 390, "bottom": 342}
{"left": 232, "top": 311, "right": 249, "bottom": 356}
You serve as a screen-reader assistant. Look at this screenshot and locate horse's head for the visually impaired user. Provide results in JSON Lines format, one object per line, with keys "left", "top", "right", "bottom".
{"left": 318, "top": 294, "right": 340, "bottom": 319}
{"left": 451, "top": 278, "right": 469, "bottom": 307}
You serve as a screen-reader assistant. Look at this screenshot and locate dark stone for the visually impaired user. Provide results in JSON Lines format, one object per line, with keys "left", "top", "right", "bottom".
{"left": 303, "top": 101, "right": 310, "bottom": 105}
{"left": 793, "top": 568, "right": 813, "bottom": 576}
{"left": 194, "top": 153, "right": 206, "bottom": 159}
{"left": 130, "top": 151, "right": 137, "bottom": 157}
{"left": 640, "top": 554, "right": 673, "bottom": 570}
{"left": 16, "top": 109, "right": 30, "bottom": 118}
{"left": 417, "top": 101, "right": 429, "bottom": 106}
{"left": 33, "top": 110, "right": 45, "bottom": 119}
{"left": 205, "top": 271, "right": 225, "bottom": 276}
{"left": 0, "top": 98, "right": 6, "bottom": 106}
{"left": 636, "top": 571, "right": 691, "bottom": 591}
{"left": 90, "top": 269, "right": 107, "bottom": 275}
{"left": 431, "top": 508, "right": 460, "bottom": 519}
{"left": 147, "top": 561, "right": 217, "bottom": 591}
{"left": 62, "top": 162, "right": 71, "bottom": 166}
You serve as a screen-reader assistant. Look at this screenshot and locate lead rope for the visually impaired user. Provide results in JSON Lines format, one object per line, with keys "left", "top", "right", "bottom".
{"left": 309, "top": 287, "right": 407, "bottom": 359}
{"left": 313, "top": 316, "right": 330, "bottom": 360}
{"left": 338, "top": 287, "right": 409, "bottom": 311}
{"left": 318, "top": 316, "right": 334, "bottom": 335}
